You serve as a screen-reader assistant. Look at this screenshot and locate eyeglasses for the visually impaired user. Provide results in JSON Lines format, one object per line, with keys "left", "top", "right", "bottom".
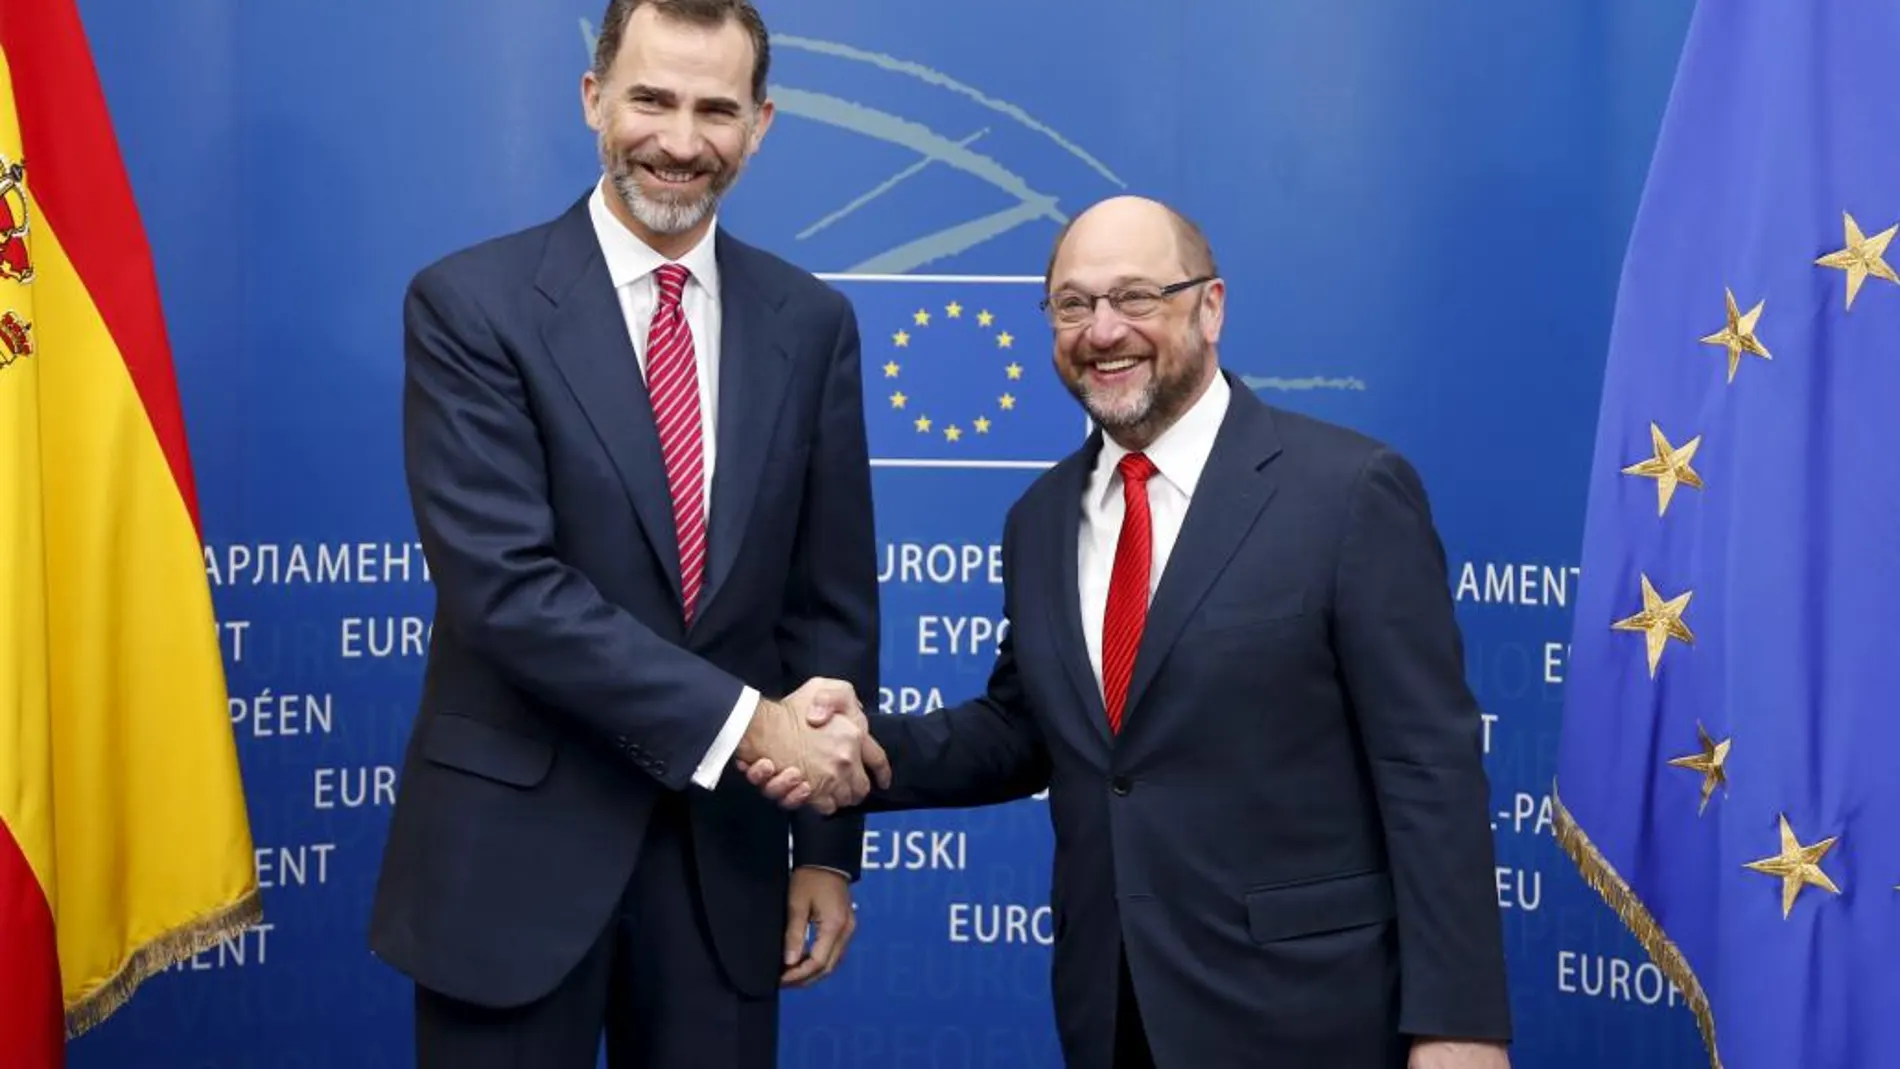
{"left": 1039, "top": 276, "right": 1213, "bottom": 328}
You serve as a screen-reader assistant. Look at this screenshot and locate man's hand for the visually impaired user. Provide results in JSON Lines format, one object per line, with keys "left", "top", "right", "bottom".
{"left": 1410, "top": 1039, "right": 1509, "bottom": 1069}
{"left": 736, "top": 678, "right": 889, "bottom": 813}
{"left": 741, "top": 694, "right": 888, "bottom": 809}
{"left": 781, "top": 868, "right": 855, "bottom": 987}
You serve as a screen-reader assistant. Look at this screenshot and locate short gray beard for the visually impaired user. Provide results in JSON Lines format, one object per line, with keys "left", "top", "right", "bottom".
{"left": 1075, "top": 324, "right": 1210, "bottom": 448}
{"left": 610, "top": 169, "right": 716, "bottom": 235}
{"left": 1081, "top": 378, "right": 1157, "bottom": 433}
{"left": 598, "top": 125, "right": 748, "bottom": 236}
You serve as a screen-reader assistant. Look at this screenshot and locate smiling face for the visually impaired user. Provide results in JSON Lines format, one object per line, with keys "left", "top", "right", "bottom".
{"left": 581, "top": 2, "right": 774, "bottom": 257}
{"left": 1044, "top": 197, "right": 1225, "bottom": 451}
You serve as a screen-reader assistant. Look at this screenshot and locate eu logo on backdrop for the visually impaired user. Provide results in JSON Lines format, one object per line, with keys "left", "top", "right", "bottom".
{"left": 833, "top": 278, "right": 1084, "bottom": 465}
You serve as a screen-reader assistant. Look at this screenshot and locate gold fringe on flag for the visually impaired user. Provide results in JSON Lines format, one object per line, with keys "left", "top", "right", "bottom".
{"left": 1551, "top": 780, "right": 1720, "bottom": 1069}
{"left": 63, "top": 888, "right": 264, "bottom": 1039}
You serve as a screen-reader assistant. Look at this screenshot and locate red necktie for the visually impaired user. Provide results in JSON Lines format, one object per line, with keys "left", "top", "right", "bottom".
{"left": 1101, "top": 452, "right": 1158, "bottom": 734}
{"left": 645, "top": 263, "right": 707, "bottom": 622}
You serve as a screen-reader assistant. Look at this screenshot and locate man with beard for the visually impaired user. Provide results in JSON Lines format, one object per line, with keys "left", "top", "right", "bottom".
{"left": 369, "top": 1, "right": 890, "bottom": 1066}
{"left": 746, "top": 195, "right": 1514, "bottom": 1068}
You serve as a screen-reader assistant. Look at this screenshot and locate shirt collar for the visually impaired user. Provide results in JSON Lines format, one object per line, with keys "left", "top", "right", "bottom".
{"left": 588, "top": 178, "right": 721, "bottom": 300}
{"left": 1094, "top": 370, "right": 1232, "bottom": 508}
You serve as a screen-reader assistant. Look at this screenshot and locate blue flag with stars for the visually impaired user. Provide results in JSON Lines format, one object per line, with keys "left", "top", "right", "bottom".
{"left": 1554, "top": 4, "right": 1900, "bottom": 1067}
{"left": 831, "top": 278, "right": 1084, "bottom": 465}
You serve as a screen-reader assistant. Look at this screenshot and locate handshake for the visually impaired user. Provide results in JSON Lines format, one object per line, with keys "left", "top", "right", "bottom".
{"left": 734, "top": 678, "right": 889, "bottom": 814}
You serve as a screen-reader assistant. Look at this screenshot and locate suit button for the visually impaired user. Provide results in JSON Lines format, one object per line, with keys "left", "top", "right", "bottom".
{"left": 1110, "top": 776, "right": 1131, "bottom": 795}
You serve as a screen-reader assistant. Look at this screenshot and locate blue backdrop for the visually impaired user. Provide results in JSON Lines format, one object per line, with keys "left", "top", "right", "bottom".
{"left": 67, "top": 1, "right": 1709, "bottom": 1065}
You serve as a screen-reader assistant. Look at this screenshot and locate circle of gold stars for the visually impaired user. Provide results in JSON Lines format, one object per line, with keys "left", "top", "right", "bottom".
{"left": 1597, "top": 203, "right": 1900, "bottom": 905}
{"left": 1810, "top": 208, "right": 1900, "bottom": 896}
{"left": 882, "top": 299, "right": 1024, "bottom": 443}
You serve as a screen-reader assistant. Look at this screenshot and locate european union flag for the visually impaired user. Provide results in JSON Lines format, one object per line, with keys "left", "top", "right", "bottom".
{"left": 1554, "top": 4, "right": 1900, "bottom": 1067}
{"left": 831, "top": 278, "right": 1084, "bottom": 464}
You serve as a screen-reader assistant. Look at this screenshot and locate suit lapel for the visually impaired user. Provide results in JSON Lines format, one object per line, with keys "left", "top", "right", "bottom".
{"left": 699, "top": 231, "right": 793, "bottom": 621}
{"left": 535, "top": 198, "right": 683, "bottom": 604}
{"left": 1120, "top": 379, "right": 1283, "bottom": 725}
{"left": 1044, "top": 435, "right": 1114, "bottom": 747}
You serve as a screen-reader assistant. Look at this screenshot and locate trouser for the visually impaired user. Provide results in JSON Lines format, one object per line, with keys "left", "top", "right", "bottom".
{"left": 413, "top": 792, "right": 776, "bottom": 1068}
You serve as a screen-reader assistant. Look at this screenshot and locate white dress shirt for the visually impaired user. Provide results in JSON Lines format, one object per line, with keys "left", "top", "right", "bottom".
{"left": 1078, "top": 372, "right": 1232, "bottom": 691}
{"left": 586, "top": 181, "right": 757, "bottom": 789}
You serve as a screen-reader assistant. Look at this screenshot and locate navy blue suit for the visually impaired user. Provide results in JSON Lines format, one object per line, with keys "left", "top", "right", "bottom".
{"left": 369, "top": 192, "right": 877, "bottom": 1066}
{"left": 861, "top": 375, "right": 1511, "bottom": 1068}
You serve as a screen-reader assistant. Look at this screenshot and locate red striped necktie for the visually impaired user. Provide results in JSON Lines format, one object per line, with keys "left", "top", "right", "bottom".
{"left": 1101, "top": 451, "right": 1158, "bottom": 733}
{"left": 645, "top": 262, "right": 707, "bottom": 623}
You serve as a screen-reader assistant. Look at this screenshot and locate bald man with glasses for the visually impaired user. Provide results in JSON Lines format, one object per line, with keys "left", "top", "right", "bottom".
{"left": 747, "top": 194, "right": 1512, "bottom": 1069}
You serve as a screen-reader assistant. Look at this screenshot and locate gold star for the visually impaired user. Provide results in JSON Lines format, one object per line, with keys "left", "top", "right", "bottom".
{"left": 944, "top": 424, "right": 962, "bottom": 442}
{"left": 996, "top": 331, "right": 1014, "bottom": 349}
{"left": 889, "top": 391, "right": 907, "bottom": 409}
{"left": 998, "top": 393, "right": 1017, "bottom": 411}
{"left": 1815, "top": 211, "right": 1898, "bottom": 311}
{"left": 1666, "top": 722, "right": 1730, "bottom": 815}
{"left": 1611, "top": 573, "right": 1694, "bottom": 678}
{"left": 1698, "top": 288, "right": 1772, "bottom": 383}
{"left": 946, "top": 301, "right": 963, "bottom": 318}
{"left": 1005, "top": 362, "right": 1023, "bottom": 380}
{"left": 973, "top": 416, "right": 991, "bottom": 434}
{"left": 977, "top": 310, "right": 994, "bottom": 327}
{"left": 893, "top": 330, "right": 910, "bottom": 348}
{"left": 913, "top": 309, "right": 931, "bottom": 326}
{"left": 1743, "top": 814, "right": 1840, "bottom": 919}
{"left": 883, "top": 361, "right": 901, "bottom": 378}
{"left": 913, "top": 415, "right": 932, "bottom": 433}
{"left": 1622, "top": 422, "right": 1704, "bottom": 516}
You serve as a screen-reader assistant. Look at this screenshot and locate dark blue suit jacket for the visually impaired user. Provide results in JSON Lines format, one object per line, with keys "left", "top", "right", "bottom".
{"left": 368, "top": 193, "right": 878, "bottom": 1008}
{"left": 861, "top": 375, "right": 1511, "bottom": 1067}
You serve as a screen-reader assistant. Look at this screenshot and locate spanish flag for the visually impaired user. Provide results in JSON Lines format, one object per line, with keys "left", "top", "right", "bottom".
{"left": 0, "top": 3, "right": 260, "bottom": 1062}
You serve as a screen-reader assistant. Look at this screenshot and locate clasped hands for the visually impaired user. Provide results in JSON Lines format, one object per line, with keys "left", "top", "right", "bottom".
{"left": 735, "top": 677, "right": 888, "bottom": 813}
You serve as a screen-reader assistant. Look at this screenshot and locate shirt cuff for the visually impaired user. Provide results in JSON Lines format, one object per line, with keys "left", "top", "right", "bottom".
{"left": 691, "top": 686, "right": 760, "bottom": 789}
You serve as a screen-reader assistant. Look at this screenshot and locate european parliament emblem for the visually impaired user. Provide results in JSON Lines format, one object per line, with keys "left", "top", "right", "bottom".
{"left": 830, "top": 277, "right": 1084, "bottom": 466}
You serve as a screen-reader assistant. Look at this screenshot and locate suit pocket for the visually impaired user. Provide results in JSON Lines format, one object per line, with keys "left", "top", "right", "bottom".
{"left": 1244, "top": 870, "right": 1394, "bottom": 943}
{"left": 421, "top": 712, "right": 555, "bottom": 788}
{"left": 1193, "top": 590, "right": 1308, "bottom": 636}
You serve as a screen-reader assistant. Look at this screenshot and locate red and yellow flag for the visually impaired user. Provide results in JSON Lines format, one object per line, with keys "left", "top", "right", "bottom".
{"left": 0, "top": 3, "right": 259, "bottom": 1062}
